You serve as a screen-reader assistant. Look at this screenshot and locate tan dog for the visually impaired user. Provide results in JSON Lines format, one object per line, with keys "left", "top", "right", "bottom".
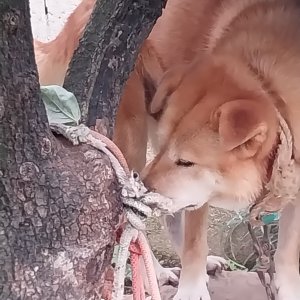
{"left": 34, "top": 0, "right": 95, "bottom": 86}
{"left": 115, "top": 0, "right": 300, "bottom": 299}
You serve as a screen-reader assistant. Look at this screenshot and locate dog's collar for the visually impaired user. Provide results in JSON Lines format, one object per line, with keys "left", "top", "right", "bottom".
{"left": 250, "top": 109, "right": 299, "bottom": 225}
{"left": 265, "top": 136, "right": 279, "bottom": 184}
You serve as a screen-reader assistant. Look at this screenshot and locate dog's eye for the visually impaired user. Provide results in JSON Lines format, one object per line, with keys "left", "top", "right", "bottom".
{"left": 175, "top": 159, "right": 195, "bottom": 167}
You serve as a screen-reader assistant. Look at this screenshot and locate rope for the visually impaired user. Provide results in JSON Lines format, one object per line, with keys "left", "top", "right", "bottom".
{"left": 248, "top": 223, "right": 276, "bottom": 300}
{"left": 50, "top": 123, "right": 170, "bottom": 300}
{"left": 248, "top": 110, "right": 300, "bottom": 300}
{"left": 250, "top": 110, "right": 300, "bottom": 225}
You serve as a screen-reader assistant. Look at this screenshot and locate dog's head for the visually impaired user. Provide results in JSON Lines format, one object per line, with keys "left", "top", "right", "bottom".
{"left": 142, "top": 55, "right": 279, "bottom": 212}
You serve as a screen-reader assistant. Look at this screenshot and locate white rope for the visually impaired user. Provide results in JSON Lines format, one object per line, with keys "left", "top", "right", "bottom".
{"left": 50, "top": 123, "right": 172, "bottom": 299}
{"left": 112, "top": 226, "right": 138, "bottom": 300}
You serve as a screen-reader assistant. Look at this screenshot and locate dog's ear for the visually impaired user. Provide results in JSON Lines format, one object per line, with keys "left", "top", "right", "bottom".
{"left": 211, "top": 99, "right": 270, "bottom": 158}
{"left": 150, "top": 65, "right": 188, "bottom": 114}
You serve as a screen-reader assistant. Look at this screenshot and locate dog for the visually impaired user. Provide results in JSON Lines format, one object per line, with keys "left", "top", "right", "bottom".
{"left": 114, "top": 0, "right": 300, "bottom": 299}
{"left": 34, "top": 0, "right": 95, "bottom": 86}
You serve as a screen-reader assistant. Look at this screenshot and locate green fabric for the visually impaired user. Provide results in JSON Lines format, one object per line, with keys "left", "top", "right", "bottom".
{"left": 261, "top": 212, "right": 280, "bottom": 225}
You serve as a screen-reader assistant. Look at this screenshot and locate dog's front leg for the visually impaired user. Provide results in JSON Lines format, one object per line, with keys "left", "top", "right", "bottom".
{"left": 274, "top": 200, "right": 300, "bottom": 300}
{"left": 174, "top": 204, "right": 211, "bottom": 300}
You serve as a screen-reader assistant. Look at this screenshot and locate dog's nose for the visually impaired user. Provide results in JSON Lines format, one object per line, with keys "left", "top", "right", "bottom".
{"left": 140, "top": 162, "right": 155, "bottom": 189}
{"left": 140, "top": 162, "right": 152, "bottom": 180}
{"left": 141, "top": 173, "right": 159, "bottom": 194}
{"left": 148, "top": 186, "right": 157, "bottom": 193}
{"left": 140, "top": 160, "right": 162, "bottom": 192}
{"left": 142, "top": 175, "right": 154, "bottom": 191}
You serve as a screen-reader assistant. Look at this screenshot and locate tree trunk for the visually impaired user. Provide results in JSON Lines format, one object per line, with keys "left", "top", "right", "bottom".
{"left": 64, "top": 0, "right": 165, "bottom": 137}
{"left": 0, "top": 1, "right": 122, "bottom": 299}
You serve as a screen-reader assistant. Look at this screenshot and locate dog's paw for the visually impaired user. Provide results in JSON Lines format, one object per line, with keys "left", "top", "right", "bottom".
{"left": 173, "top": 281, "right": 211, "bottom": 300}
{"left": 206, "top": 255, "right": 227, "bottom": 275}
{"left": 157, "top": 266, "right": 181, "bottom": 287}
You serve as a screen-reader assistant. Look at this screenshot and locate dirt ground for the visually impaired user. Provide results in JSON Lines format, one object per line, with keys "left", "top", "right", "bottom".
{"left": 30, "top": 0, "right": 81, "bottom": 42}
{"left": 124, "top": 271, "right": 269, "bottom": 300}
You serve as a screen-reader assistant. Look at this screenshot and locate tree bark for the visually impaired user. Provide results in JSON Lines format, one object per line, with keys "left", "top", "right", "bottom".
{"left": 0, "top": 1, "right": 122, "bottom": 299}
{"left": 64, "top": 0, "right": 165, "bottom": 137}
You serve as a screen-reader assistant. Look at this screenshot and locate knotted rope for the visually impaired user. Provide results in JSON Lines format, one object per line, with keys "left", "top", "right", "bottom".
{"left": 50, "top": 123, "right": 173, "bottom": 300}
{"left": 250, "top": 110, "right": 300, "bottom": 224}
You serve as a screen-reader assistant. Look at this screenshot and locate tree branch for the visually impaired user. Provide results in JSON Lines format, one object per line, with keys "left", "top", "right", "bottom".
{"left": 0, "top": 1, "right": 122, "bottom": 298}
{"left": 64, "top": 0, "right": 165, "bottom": 137}
{"left": 0, "top": 0, "right": 53, "bottom": 164}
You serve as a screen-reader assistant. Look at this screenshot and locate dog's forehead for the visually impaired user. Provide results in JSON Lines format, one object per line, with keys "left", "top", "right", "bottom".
{"left": 168, "top": 120, "right": 219, "bottom": 157}
{"left": 175, "top": 102, "right": 214, "bottom": 134}
{"left": 157, "top": 93, "right": 202, "bottom": 144}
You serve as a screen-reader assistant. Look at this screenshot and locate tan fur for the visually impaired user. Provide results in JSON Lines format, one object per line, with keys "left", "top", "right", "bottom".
{"left": 34, "top": 0, "right": 95, "bottom": 86}
{"left": 175, "top": 205, "right": 210, "bottom": 299}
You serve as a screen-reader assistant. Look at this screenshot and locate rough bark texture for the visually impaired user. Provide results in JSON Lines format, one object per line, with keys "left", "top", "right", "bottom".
{"left": 64, "top": 0, "right": 165, "bottom": 137}
{"left": 0, "top": 1, "right": 122, "bottom": 299}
